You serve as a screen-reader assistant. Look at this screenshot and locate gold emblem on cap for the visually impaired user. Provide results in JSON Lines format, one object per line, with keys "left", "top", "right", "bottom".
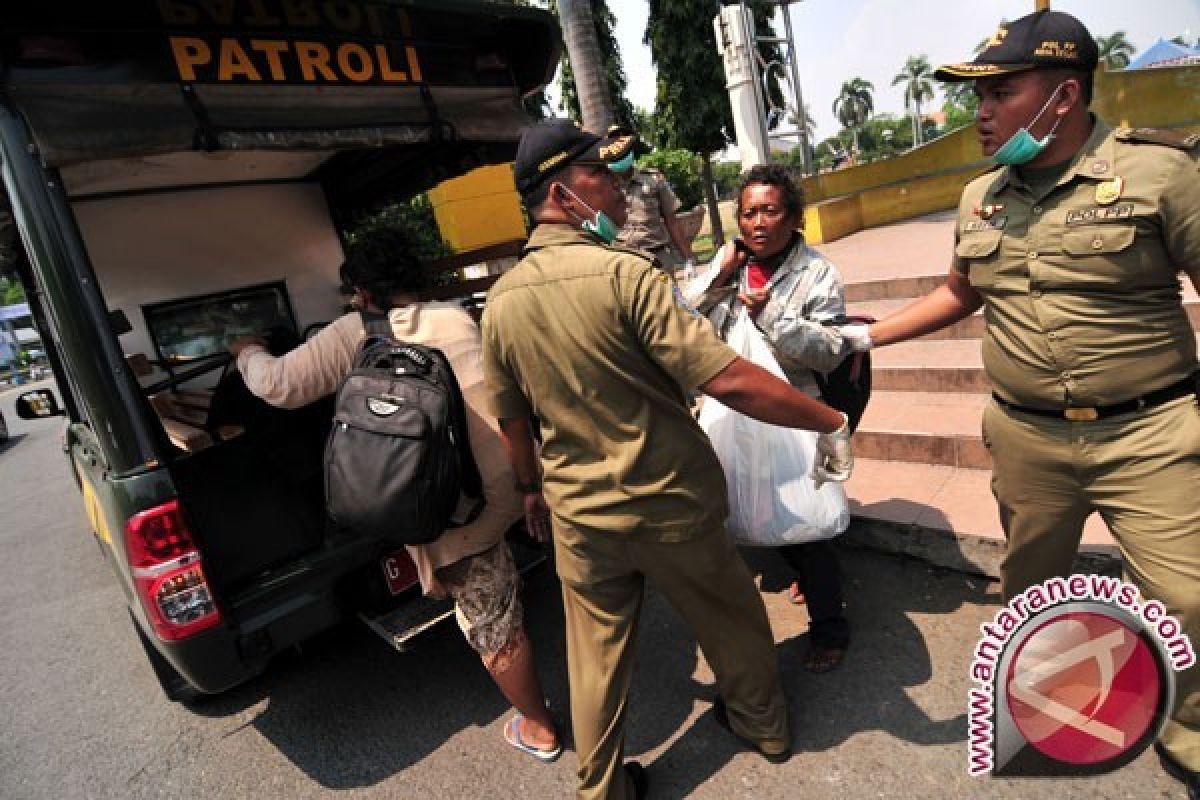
{"left": 1095, "top": 176, "right": 1124, "bottom": 206}
{"left": 985, "top": 26, "right": 1008, "bottom": 48}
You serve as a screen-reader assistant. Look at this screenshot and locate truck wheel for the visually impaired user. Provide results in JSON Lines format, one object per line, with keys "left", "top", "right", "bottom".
{"left": 129, "top": 613, "right": 204, "bottom": 704}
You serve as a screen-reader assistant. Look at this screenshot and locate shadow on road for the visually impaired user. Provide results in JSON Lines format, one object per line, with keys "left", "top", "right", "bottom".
{"left": 0, "top": 432, "right": 28, "bottom": 453}
{"left": 187, "top": 563, "right": 572, "bottom": 790}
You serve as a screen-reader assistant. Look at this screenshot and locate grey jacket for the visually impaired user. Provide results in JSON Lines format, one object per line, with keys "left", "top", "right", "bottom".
{"left": 686, "top": 238, "right": 851, "bottom": 396}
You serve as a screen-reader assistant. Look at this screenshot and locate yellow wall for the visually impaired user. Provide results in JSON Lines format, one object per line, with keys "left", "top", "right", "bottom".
{"left": 802, "top": 63, "right": 1200, "bottom": 244}
{"left": 428, "top": 164, "right": 527, "bottom": 253}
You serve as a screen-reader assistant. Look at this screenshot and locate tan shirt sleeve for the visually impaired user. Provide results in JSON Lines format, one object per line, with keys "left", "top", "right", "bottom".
{"left": 480, "top": 305, "right": 533, "bottom": 420}
{"left": 620, "top": 260, "right": 737, "bottom": 391}
{"left": 1162, "top": 148, "right": 1200, "bottom": 289}
{"left": 237, "top": 312, "right": 362, "bottom": 409}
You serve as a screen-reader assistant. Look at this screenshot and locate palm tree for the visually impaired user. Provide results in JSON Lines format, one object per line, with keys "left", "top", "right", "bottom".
{"left": 832, "top": 78, "right": 873, "bottom": 155}
{"left": 1095, "top": 31, "right": 1137, "bottom": 70}
{"left": 558, "top": 0, "right": 615, "bottom": 131}
{"left": 892, "top": 55, "right": 935, "bottom": 146}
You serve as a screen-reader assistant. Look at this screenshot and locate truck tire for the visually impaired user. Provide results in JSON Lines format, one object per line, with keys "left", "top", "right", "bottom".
{"left": 129, "top": 612, "right": 205, "bottom": 705}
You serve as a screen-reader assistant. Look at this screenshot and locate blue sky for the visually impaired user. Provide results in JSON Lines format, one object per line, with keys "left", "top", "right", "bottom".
{"left": 595, "top": 0, "right": 1199, "bottom": 147}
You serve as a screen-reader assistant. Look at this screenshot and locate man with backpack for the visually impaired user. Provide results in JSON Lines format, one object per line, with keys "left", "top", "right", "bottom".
{"left": 482, "top": 119, "right": 854, "bottom": 800}
{"left": 230, "top": 227, "right": 562, "bottom": 763}
{"left": 695, "top": 164, "right": 863, "bottom": 674}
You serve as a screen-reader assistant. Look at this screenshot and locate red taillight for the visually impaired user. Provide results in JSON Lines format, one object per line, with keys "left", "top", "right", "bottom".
{"left": 124, "top": 500, "right": 221, "bottom": 641}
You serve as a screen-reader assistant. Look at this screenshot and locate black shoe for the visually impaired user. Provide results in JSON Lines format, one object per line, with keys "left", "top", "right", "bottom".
{"left": 624, "top": 760, "right": 648, "bottom": 800}
{"left": 1155, "top": 743, "right": 1200, "bottom": 800}
{"left": 712, "top": 699, "right": 792, "bottom": 764}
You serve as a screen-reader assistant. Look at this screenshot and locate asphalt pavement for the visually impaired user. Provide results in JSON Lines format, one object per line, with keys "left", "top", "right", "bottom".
{"left": 0, "top": 383, "right": 1186, "bottom": 799}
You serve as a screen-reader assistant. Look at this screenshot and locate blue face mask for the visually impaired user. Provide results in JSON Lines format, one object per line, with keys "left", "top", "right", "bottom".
{"left": 608, "top": 152, "right": 636, "bottom": 173}
{"left": 992, "top": 83, "right": 1066, "bottom": 166}
{"left": 558, "top": 184, "right": 620, "bottom": 244}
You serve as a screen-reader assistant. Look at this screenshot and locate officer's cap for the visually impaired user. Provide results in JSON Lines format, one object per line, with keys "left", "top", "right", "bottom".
{"left": 513, "top": 119, "right": 636, "bottom": 195}
{"left": 935, "top": 10, "right": 1098, "bottom": 82}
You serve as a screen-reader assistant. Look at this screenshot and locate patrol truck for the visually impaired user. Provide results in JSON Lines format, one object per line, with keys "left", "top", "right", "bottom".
{"left": 1, "top": 0, "right": 557, "bottom": 701}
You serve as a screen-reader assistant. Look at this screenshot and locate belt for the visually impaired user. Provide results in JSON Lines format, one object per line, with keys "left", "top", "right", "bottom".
{"left": 992, "top": 374, "right": 1197, "bottom": 421}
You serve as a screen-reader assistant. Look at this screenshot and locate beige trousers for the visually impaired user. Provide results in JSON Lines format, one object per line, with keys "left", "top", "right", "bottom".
{"left": 985, "top": 395, "right": 1200, "bottom": 771}
{"left": 553, "top": 520, "right": 788, "bottom": 800}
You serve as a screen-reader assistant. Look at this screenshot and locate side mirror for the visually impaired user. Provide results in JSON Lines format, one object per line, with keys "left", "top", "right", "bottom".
{"left": 15, "top": 388, "right": 64, "bottom": 419}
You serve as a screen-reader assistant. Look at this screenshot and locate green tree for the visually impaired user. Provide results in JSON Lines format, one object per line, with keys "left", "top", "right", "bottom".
{"left": 645, "top": 0, "right": 783, "bottom": 246}
{"left": 832, "top": 77, "right": 874, "bottom": 155}
{"left": 556, "top": 0, "right": 617, "bottom": 130}
{"left": 1096, "top": 31, "right": 1137, "bottom": 70}
{"left": 892, "top": 55, "right": 935, "bottom": 147}
{"left": 347, "top": 194, "right": 451, "bottom": 269}
{"left": 553, "top": 0, "right": 635, "bottom": 131}
{"left": 637, "top": 149, "right": 703, "bottom": 211}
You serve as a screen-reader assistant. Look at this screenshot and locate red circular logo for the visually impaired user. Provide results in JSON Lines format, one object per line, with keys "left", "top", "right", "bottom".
{"left": 1005, "top": 611, "right": 1161, "bottom": 765}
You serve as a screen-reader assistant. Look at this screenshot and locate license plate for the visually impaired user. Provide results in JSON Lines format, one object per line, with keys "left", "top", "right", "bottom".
{"left": 381, "top": 549, "right": 419, "bottom": 595}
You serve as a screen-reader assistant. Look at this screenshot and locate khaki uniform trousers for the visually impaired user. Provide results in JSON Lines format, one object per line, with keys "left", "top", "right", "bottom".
{"left": 553, "top": 519, "right": 788, "bottom": 800}
{"left": 984, "top": 395, "right": 1200, "bottom": 771}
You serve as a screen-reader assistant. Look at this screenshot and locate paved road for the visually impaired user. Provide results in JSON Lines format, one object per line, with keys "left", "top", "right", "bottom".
{"left": 0, "top": 384, "right": 1185, "bottom": 799}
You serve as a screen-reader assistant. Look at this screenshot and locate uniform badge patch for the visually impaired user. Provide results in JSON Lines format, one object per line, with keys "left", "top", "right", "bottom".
{"left": 1095, "top": 176, "right": 1124, "bottom": 206}
{"left": 1065, "top": 203, "right": 1134, "bottom": 225}
{"left": 964, "top": 218, "right": 1007, "bottom": 232}
{"left": 1091, "top": 160, "right": 1110, "bottom": 175}
{"left": 973, "top": 203, "right": 1005, "bottom": 220}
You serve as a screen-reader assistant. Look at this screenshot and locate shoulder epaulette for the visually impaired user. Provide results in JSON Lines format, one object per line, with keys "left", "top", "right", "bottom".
{"left": 1115, "top": 127, "right": 1200, "bottom": 150}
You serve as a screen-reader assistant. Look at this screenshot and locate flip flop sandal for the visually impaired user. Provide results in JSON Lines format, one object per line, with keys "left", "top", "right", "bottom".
{"left": 504, "top": 713, "right": 563, "bottom": 763}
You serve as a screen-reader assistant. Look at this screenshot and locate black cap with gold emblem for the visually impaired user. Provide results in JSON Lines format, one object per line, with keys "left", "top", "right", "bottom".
{"left": 935, "top": 9, "right": 1098, "bottom": 82}
{"left": 513, "top": 119, "right": 637, "bottom": 196}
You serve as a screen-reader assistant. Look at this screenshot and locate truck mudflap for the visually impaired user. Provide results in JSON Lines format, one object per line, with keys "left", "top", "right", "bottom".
{"left": 358, "top": 534, "right": 548, "bottom": 652}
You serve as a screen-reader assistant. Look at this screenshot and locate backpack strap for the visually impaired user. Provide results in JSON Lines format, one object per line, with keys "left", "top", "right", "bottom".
{"left": 360, "top": 310, "right": 393, "bottom": 338}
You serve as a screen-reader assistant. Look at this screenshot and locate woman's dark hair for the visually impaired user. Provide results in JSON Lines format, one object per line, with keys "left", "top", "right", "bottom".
{"left": 736, "top": 164, "right": 805, "bottom": 219}
{"left": 339, "top": 227, "right": 426, "bottom": 307}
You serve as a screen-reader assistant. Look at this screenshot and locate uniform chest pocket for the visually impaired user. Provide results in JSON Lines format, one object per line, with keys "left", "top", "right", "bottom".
{"left": 1061, "top": 225, "right": 1136, "bottom": 256}
{"left": 955, "top": 230, "right": 1005, "bottom": 288}
{"left": 1046, "top": 224, "right": 1142, "bottom": 289}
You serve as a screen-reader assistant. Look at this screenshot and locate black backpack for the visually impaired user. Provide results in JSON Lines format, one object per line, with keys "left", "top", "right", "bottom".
{"left": 325, "top": 313, "right": 484, "bottom": 545}
{"left": 813, "top": 314, "right": 874, "bottom": 433}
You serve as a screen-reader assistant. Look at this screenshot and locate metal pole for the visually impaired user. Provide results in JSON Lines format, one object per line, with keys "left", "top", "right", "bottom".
{"left": 779, "top": 3, "right": 812, "bottom": 174}
{"left": 739, "top": 0, "right": 771, "bottom": 162}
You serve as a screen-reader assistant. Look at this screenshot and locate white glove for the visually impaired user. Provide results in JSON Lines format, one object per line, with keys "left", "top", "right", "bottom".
{"left": 841, "top": 323, "right": 873, "bottom": 353}
{"left": 813, "top": 412, "right": 853, "bottom": 488}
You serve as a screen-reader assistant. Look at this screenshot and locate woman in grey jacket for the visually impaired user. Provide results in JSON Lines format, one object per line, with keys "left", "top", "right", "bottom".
{"left": 697, "top": 164, "right": 854, "bottom": 673}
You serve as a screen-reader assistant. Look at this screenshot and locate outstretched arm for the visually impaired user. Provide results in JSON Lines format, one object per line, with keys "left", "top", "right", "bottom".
{"left": 701, "top": 356, "right": 843, "bottom": 432}
{"left": 860, "top": 269, "right": 983, "bottom": 348}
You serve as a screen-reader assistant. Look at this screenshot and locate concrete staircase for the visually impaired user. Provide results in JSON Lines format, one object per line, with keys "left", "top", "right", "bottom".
{"left": 817, "top": 210, "right": 1199, "bottom": 578}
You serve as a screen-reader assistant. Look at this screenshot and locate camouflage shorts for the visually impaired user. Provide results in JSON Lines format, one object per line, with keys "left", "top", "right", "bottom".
{"left": 436, "top": 541, "right": 524, "bottom": 669}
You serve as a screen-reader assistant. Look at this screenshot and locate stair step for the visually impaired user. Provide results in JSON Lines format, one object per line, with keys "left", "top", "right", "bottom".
{"left": 842, "top": 459, "right": 1116, "bottom": 577}
{"left": 869, "top": 340, "right": 988, "bottom": 392}
{"left": 854, "top": 391, "right": 990, "bottom": 468}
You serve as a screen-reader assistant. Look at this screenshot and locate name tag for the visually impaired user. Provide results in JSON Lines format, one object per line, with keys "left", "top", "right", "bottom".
{"left": 1065, "top": 203, "right": 1134, "bottom": 225}
{"left": 963, "top": 218, "right": 1007, "bottom": 232}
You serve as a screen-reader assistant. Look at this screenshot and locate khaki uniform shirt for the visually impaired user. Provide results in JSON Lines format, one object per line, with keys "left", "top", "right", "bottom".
{"left": 237, "top": 304, "right": 522, "bottom": 596}
{"left": 482, "top": 224, "right": 738, "bottom": 542}
{"left": 952, "top": 119, "right": 1200, "bottom": 408}
{"left": 616, "top": 169, "right": 681, "bottom": 252}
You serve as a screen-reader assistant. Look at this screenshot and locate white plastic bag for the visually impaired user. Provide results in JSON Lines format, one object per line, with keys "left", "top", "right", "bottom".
{"left": 698, "top": 310, "right": 850, "bottom": 546}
